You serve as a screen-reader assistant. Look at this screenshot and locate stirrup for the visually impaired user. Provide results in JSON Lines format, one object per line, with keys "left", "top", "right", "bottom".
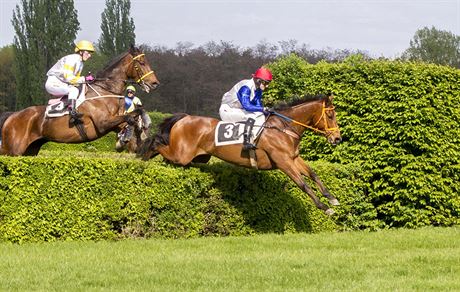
{"left": 69, "top": 110, "right": 83, "bottom": 125}
{"left": 242, "top": 142, "right": 256, "bottom": 150}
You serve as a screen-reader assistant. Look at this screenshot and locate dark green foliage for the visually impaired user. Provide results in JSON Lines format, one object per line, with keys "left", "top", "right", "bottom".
{"left": 12, "top": 0, "right": 79, "bottom": 109}
{"left": 0, "top": 157, "right": 356, "bottom": 243}
{"left": 0, "top": 46, "right": 15, "bottom": 111}
{"left": 266, "top": 54, "right": 460, "bottom": 229}
{"left": 98, "top": 0, "right": 136, "bottom": 57}
{"left": 402, "top": 26, "right": 460, "bottom": 68}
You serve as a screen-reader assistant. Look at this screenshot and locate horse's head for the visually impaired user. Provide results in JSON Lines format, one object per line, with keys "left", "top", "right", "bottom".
{"left": 126, "top": 45, "right": 160, "bottom": 93}
{"left": 273, "top": 94, "right": 342, "bottom": 145}
{"left": 317, "top": 94, "right": 342, "bottom": 145}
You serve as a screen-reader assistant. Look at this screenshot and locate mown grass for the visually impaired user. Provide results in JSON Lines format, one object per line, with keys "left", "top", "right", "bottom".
{"left": 1, "top": 227, "right": 459, "bottom": 291}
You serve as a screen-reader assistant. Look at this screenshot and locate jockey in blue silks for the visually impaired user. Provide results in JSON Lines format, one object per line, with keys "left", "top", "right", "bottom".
{"left": 120, "top": 85, "right": 151, "bottom": 143}
{"left": 219, "top": 67, "right": 273, "bottom": 150}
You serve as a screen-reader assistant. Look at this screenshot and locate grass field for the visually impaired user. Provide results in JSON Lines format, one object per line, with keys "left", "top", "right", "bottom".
{"left": 1, "top": 227, "right": 459, "bottom": 291}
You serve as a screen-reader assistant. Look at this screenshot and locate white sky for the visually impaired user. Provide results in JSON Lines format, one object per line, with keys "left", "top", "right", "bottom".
{"left": 1, "top": 0, "right": 459, "bottom": 58}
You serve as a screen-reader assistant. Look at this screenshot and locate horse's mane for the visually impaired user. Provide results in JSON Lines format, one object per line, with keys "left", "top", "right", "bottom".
{"left": 96, "top": 52, "right": 130, "bottom": 78}
{"left": 273, "top": 94, "right": 328, "bottom": 111}
{"left": 95, "top": 46, "right": 143, "bottom": 78}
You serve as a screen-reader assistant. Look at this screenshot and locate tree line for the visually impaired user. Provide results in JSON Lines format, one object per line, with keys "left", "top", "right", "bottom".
{"left": 0, "top": 0, "right": 458, "bottom": 115}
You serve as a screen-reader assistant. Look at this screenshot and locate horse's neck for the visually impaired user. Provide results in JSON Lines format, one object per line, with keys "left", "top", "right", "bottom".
{"left": 87, "top": 81, "right": 125, "bottom": 97}
{"left": 284, "top": 101, "right": 322, "bottom": 132}
{"left": 86, "top": 95, "right": 124, "bottom": 116}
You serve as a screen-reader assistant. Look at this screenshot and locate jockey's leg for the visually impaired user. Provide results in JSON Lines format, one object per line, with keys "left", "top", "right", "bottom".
{"left": 124, "top": 125, "right": 134, "bottom": 142}
{"left": 68, "top": 86, "right": 82, "bottom": 123}
{"left": 141, "top": 111, "right": 152, "bottom": 129}
{"left": 242, "top": 112, "right": 265, "bottom": 150}
{"left": 242, "top": 118, "right": 256, "bottom": 150}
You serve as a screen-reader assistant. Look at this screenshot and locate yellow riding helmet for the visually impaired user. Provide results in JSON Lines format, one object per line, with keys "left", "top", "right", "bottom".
{"left": 126, "top": 85, "right": 136, "bottom": 93}
{"left": 75, "top": 40, "right": 95, "bottom": 53}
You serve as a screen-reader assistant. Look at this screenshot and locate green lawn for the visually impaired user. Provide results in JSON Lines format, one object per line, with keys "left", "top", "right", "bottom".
{"left": 1, "top": 227, "right": 459, "bottom": 291}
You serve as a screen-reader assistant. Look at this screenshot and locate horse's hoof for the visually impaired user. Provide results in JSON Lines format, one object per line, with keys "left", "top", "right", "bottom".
{"left": 325, "top": 208, "right": 335, "bottom": 216}
{"left": 329, "top": 198, "right": 340, "bottom": 206}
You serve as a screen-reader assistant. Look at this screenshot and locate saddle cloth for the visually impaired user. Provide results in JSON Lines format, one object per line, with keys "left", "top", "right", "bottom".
{"left": 45, "top": 85, "right": 87, "bottom": 118}
{"left": 214, "top": 121, "right": 263, "bottom": 147}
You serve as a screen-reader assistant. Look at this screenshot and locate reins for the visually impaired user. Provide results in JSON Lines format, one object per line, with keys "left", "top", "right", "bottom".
{"left": 269, "top": 101, "right": 338, "bottom": 137}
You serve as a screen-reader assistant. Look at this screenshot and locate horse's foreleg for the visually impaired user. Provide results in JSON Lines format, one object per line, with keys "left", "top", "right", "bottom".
{"left": 278, "top": 160, "right": 334, "bottom": 215}
{"left": 294, "top": 157, "right": 339, "bottom": 206}
{"left": 141, "top": 147, "right": 159, "bottom": 161}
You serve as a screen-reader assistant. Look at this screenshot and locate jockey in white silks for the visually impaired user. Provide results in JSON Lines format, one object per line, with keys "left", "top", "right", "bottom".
{"left": 219, "top": 67, "right": 273, "bottom": 150}
{"left": 45, "top": 40, "right": 95, "bottom": 122}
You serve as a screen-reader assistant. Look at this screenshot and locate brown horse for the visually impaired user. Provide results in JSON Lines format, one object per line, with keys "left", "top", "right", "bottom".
{"left": 0, "top": 45, "right": 159, "bottom": 156}
{"left": 140, "top": 94, "right": 342, "bottom": 215}
{"left": 115, "top": 115, "right": 151, "bottom": 153}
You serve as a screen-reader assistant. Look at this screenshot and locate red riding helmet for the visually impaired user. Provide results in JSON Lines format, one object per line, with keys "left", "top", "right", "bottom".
{"left": 252, "top": 67, "right": 273, "bottom": 81}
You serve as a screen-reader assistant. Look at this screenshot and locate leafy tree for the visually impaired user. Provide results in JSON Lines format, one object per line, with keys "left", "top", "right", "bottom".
{"left": 402, "top": 26, "right": 460, "bottom": 68}
{"left": 98, "top": 0, "right": 136, "bottom": 57}
{"left": 0, "top": 45, "right": 16, "bottom": 111}
{"left": 12, "top": 0, "right": 79, "bottom": 109}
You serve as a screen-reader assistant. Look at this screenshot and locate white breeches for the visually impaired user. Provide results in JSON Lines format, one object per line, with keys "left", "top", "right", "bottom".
{"left": 219, "top": 104, "right": 266, "bottom": 126}
{"left": 45, "top": 76, "right": 79, "bottom": 100}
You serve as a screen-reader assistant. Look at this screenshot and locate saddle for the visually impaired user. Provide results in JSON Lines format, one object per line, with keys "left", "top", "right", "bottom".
{"left": 45, "top": 96, "right": 70, "bottom": 117}
{"left": 45, "top": 84, "right": 87, "bottom": 118}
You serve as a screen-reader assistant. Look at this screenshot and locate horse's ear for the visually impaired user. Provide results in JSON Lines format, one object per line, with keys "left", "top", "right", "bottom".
{"left": 326, "top": 93, "right": 334, "bottom": 106}
{"left": 129, "top": 44, "right": 136, "bottom": 54}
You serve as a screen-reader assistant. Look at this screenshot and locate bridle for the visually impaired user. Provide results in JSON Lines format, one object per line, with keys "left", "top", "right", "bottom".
{"left": 130, "top": 53, "right": 155, "bottom": 85}
{"left": 87, "top": 52, "right": 156, "bottom": 94}
{"left": 270, "top": 101, "right": 339, "bottom": 138}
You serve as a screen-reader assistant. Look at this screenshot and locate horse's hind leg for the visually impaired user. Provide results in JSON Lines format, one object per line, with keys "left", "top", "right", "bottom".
{"left": 277, "top": 159, "right": 334, "bottom": 215}
{"left": 294, "top": 157, "right": 339, "bottom": 206}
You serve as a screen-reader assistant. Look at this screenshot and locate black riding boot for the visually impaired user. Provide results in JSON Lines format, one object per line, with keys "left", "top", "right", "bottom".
{"left": 68, "top": 99, "right": 82, "bottom": 123}
{"left": 242, "top": 118, "right": 256, "bottom": 150}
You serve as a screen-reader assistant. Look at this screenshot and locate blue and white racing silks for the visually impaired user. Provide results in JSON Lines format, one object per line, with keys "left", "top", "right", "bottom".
{"left": 221, "top": 78, "right": 263, "bottom": 112}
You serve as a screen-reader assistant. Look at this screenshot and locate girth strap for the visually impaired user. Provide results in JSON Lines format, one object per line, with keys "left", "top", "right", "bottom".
{"left": 72, "top": 120, "right": 89, "bottom": 141}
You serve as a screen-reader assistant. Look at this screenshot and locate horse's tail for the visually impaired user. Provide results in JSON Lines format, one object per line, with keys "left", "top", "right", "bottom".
{"left": 0, "top": 111, "right": 15, "bottom": 139}
{"left": 137, "top": 113, "right": 188, "bottom": 159}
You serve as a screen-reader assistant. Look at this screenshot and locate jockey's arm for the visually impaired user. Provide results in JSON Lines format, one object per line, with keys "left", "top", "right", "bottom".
{"left": 237, "top": 86, "right": 263, "bottom": 112}
{"left": 63, "top": 59, "right": 84, "bottom": 85}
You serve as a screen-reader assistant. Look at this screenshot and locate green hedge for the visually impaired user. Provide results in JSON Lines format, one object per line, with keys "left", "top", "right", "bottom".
{"left": 41, "top": 112, "right": 170, "bottom": 153}
{"left": 266, "top": 54, "right": 460, "bottom": 229}
{"left": 2, "top": 56, "right": 458, "bottom": 242}
{"left": 0, "top": 156, "right": 360, "bottom": 243}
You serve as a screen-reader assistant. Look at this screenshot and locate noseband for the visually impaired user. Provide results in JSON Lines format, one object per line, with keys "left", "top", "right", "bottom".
{"left": 312, "top": 102, "right": 339, "bottom": 135}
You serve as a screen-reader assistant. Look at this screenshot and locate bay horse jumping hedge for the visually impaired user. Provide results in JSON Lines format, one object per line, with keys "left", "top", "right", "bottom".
{"left": 266, "top": 54, "right": 460, "bottom": 229}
